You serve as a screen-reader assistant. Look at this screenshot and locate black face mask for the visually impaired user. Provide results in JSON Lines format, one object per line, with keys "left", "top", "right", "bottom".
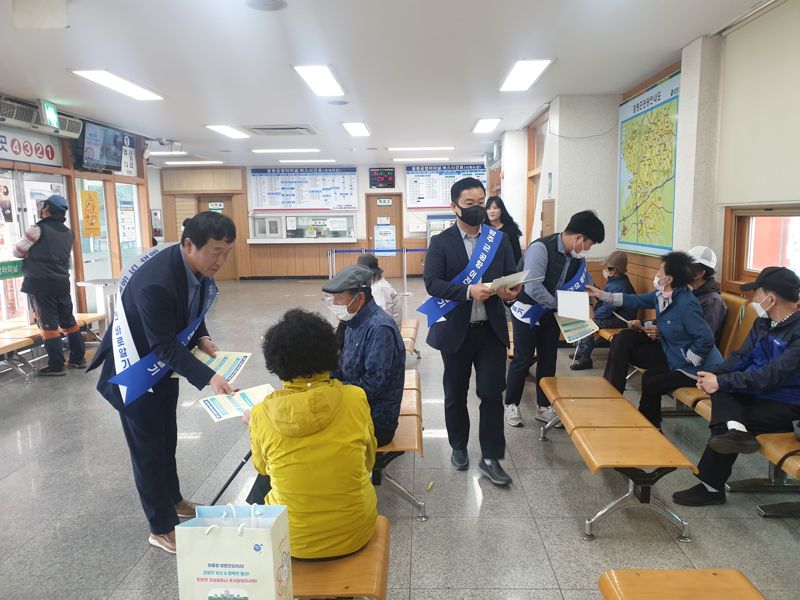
{"left": 457, "top": 204, "right": 487, "bottom": 227}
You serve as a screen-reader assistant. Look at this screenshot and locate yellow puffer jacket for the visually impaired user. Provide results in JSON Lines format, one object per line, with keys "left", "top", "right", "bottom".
{"left": 248, "top": 374, "right": 378, "bottom": 559}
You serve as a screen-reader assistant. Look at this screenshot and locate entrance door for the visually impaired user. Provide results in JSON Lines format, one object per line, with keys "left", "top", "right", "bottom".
{"left": 365, "top": 193, "right": 404, "bottom": 279}
{"left": 198, "top": 196, "right": 238, "bottom": 280}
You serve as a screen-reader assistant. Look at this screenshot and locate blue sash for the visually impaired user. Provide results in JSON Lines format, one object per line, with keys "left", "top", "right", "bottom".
{"left": 512, "top": 259, "right": 588, "bottom": 328}
{"left": 109, "top": 277, "right": 218, "bottom": 405}
{"left": 417, "top": 226, "right": 504, "bottom": 327}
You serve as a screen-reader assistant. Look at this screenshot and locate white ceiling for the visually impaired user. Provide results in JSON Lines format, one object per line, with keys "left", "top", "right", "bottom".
{"left": 0, "top": 0, "right": 759, "bottom": 167}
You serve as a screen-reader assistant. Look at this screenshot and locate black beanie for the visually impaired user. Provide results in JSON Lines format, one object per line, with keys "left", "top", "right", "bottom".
{"left": 566, "top": 210, "right": 605, "bottom": 244}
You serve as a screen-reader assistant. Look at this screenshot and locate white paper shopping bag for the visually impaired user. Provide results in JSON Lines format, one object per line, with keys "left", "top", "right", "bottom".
{"left": 176, "top": 504, "right": 292, "bottom": 600}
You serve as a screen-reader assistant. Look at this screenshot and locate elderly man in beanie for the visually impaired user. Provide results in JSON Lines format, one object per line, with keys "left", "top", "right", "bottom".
{"left": 13, "top": 194, "right": 85, "bottom": 376}
{"left": 505, "top": 209, "right": 605, "bottom": 428}
{"left": 570, "top": 251, "right": 636, "bottom": 371}
{"left": 324, "top": 264, "right": 405, "bottom": 446}
{"left": 673, "top": 266, "right": 800, "bottom": 507}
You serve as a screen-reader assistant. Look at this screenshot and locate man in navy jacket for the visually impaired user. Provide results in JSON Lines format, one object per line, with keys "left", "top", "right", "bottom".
{"left": 88, "top": 212, "right": 236, "bottom": 553}
{"left": 673, "top": 266, "right": 800, "bottom": 506}
{"left": 423, "top": 177, "right": 521, "bottom": 486}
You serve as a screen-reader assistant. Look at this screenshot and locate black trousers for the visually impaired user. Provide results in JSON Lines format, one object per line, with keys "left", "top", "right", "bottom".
{"left": 30, "top": 293, "right": 85, "bottom": 369}
{"left": 603, "top": 329, "right": 666, "bottom": 393}
{"left": 696, "top": 391, "right": 800, "bottom": 490}
{"left": 639, "top": 368, "right": 696, "bottom": 427}
{"left": 119, "top": 379, "right": 182, "bottom": 535}
{"left": 441, "top": 323, "right": 507, "bottom": 459}
{"left": 506, "top": 311, "right": 560, "bottom": 408}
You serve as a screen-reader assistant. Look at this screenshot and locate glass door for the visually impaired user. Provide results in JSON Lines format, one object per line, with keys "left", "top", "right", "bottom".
{"left": 75, "top": 178, "right": 112, "bottom": 312}
{"left": 0, "top": 170, "right": 25, "bottom": 323}
{"left": 115, "top": 183, "right": 142, "bottom": 268}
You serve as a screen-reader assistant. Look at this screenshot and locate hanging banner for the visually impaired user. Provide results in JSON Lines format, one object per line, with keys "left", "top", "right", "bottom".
{"left": 120, "top": 134, "right": 137, "bottom": 177}
{"left": 0, "top": 125, "right": 63, "bottom": 167}
{"left": 80, "top": 190, "right": 102, "bottom": 237}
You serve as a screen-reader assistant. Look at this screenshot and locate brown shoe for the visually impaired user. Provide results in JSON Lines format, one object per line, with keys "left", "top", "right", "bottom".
{"left": 148, "top": 530, "right": 176, "bottom": 554}
{"left": 175, "top": 499, "right": 199, "bottom": 518}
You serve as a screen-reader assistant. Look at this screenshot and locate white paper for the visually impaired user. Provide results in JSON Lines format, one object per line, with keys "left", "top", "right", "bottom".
{"left": 488, "top": 270, "right": 543, "bottom": 291}
{"left": 554, "top": 315, "right": 599, "bottom": 343}
{"left": 557, "top": 290, "right": 590, "bottom": 321}
{"left": 200, "top": 384, "right": 275, "bottom": 423}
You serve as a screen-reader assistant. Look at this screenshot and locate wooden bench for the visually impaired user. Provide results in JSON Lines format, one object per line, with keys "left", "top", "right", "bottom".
{"left": 0, "top": 335, "right": 36, "bottom": 383}
{"left": 74, "top": 311, "right": 108, "bottom": 341}
{"left": 373, "top": 370, "right": 427, "bottom": 521}
{"left": 598, "top": 568, "right": 766, "bottom": 599}
{"left": 542, "top": 376, "right": 696, "bottom": 541}
{"left": 292, "top": 515, "right": 390, "bottom": 600}
{"left": 0, "top": 316, "right": 28, "bottom": 333}
{"left": 401, "top": 319, "right": 421, "bottom": 359}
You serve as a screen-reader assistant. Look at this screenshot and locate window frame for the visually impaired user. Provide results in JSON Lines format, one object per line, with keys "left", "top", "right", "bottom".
{"left": 722, "top": 204, "right": 800, "bottom": 294}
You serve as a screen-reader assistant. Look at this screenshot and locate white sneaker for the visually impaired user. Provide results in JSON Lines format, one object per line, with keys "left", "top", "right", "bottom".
{"left": 535, "top": 406, "right": 563, "bottom": 428}
{"left": 505, "top": 404, "right": 524, "bottom": 427}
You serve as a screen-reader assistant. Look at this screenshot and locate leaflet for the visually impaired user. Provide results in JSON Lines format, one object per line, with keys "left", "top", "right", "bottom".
{"left": 175, "top": 349, "right": 251, "bottom": 383}
{"left": 487, "top": 270, "right": 544, "bottom": 291}
{"left": 200, "top": 384, "right": 275, "bottom": 423}
{"left": 557, "top": 290, "right": 590, "bottom": 321}
{"left": 555, "top": 315, "right": 599, "bottom": 343}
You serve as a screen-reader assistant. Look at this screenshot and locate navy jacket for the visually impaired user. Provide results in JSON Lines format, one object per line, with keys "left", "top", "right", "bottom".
{"left": 423, "top": 224, "right": 516, "bottom": 354}
{"left": 88, "top": 244, "right": 216, "bottom": 411}
{"left": 713, "top": 311, "right": 800, "bottom": 406}
{"left": 620, "top": 286, "right": 723, "bottom": 376}
{"left": 332, "top": 299, "right": 405, "bottom": 431}
{"left": 595, "top": 275, "right": 636, "bottom": 321}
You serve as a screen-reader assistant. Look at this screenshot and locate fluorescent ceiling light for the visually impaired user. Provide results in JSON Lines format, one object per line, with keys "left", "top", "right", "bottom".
{"left": 164, "top": 160, "right": 224, "bottom": 166}
{"left": 293, "top": 65, "right": 345, "bottom": 97}
{"left": 279, "top": 159, "right": 336, "bottom": 164}
{"left": 393, "top": 157, "right": 449, "bottom": 163}
{"left": 206, "top": 125, "right": 250, "bottom": 139}
{"left": 387, "top": 146, "right": 455, "bottom": 152}
{"left": 472, "top": 118, "right": 501, "bottom": 134}
{"left": 500, "top": 59, "right": 552, "bottom": 92}
{"left": 342, "top": 122, "right": 371, "bottom": 137}
{"left": 148, "top": 151, "right": 187, "bottom": 156}
{"left": 252, "top": 148, "right": 321, "bottom": 154}
{"left": 71, "top": 70, "right": 163, "bottom": 101}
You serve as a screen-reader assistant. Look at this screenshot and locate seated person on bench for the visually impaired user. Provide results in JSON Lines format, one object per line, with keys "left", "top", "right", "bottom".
{"left": 325, "top": 264, "right": 406, "bottom": 446}
{"left": 588, "top": 251, "right": 723, "bottom": 429}
{"left": 570, "top": 251, "right": 636, "bottom": 370}
{"left": 600, "top": 249, "right": 727, "bottom": 394}
{"left": 673, "top": 267, "right": 800, "bottom": 507}
{"left": 247, "top": 309, "right": 378, "bottom": 559}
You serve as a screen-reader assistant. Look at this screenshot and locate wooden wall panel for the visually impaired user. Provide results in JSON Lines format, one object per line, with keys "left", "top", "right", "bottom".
{"left": 231, "top": 193, "right": 252, "bottom": 277}
{"left": 175, "top": 196, "right": 198, "bottom": 235}
{"left": 161, "top": 167, "right": 244, "bottom": 194}
{"left": 405, "top": 238, "right": 427, "bottom": 276}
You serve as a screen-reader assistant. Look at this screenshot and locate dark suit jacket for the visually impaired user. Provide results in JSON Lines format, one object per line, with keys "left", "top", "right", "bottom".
{"left": 88, "top": 244, "right": 216, "bottom": 411}
{"left": 423, "top": 224, "right": 516, "bottom": 353}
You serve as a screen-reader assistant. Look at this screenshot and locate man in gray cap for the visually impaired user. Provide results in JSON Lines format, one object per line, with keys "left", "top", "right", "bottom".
{"left": 13, "top": 194, "right": 85, "bottom": 376}
{"left": 323, "top": 264, "right": 406, "bottom": 446}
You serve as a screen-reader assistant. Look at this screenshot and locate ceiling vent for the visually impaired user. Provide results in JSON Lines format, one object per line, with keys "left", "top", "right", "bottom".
{"left": 248, "top": 124, "right": 318, "bottom": 136}
{"left": 0, "top": 96, "right": 83, "bottom": 139}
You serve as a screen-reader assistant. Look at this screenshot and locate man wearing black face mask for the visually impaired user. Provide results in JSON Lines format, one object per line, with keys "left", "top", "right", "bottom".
{"left": 421, "top": 177, "right": 521, "bottom": 486}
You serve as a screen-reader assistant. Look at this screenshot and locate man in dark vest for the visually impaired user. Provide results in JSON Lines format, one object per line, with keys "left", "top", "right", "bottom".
{"left": 421, "top": 177, "right": 521, "bottom": 486}
{"left": 504, "top": 210, "right": 605, "bottom": 427}
{"left": 13, "top": 194, "right": 85, "bottom": 376}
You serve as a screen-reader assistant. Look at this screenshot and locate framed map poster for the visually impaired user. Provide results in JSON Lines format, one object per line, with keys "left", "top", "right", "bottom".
{"left": 616, "top": 71, "right": 680, "bottom": 254}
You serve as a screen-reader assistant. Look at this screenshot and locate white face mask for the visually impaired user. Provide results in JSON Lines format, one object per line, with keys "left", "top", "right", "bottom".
{"left": 653, "top": 275, "right": 666, "bottom": 292}
{"left": 602, "top": 269, "right": 611, "bottom": 279}
{"left": 570, "top": 237, "right": 586, "bottom": 259}
{"left": 331, "top": 294, "right": 360, "bottom": 321}
{"left": 752, "top": 294, "right": 773, "bottom": 319}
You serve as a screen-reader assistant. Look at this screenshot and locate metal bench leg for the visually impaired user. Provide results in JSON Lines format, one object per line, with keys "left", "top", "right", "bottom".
{"left": 539, "top": 415, "right": 562, "bottom": 441}
{"left": 383, "top": 470, "right": 428, "bottom": 522}
{"left": 757, "top": 501, "right": 800, "bottom": 518}
{"left": 625, "top": 367, "right": 639, "bottom": 381}
{"left": 3, "top": 359, "right": 32, "bottom": 384}
{"left": 726, "top": 463, "right": 800, "bottom": 493}
{"left": 584, "top": 480, "right": 636, "bottom": 540}
{"left": 648, "top": 495, "right": 691, "bottom": 542}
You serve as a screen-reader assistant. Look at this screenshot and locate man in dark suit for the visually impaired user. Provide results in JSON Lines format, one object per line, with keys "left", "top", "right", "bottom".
{"left": 422, "top": 177, "right": 521, "bottom": 486}
{"left": 88, "top": 211, "right": 236, "bottom": 554}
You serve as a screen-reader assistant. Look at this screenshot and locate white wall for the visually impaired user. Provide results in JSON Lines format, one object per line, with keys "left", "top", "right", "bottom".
{"left": 531, "top": 99, "right": 560, "bottom": 241}
{"left": 147, "top": 166, "right": 163, "bottom": 211}
{"left": 717, "top": 0, "right": 800, "bottom": 206}
{"left": 499, "top": 129, "right": 528, "bottom": 240}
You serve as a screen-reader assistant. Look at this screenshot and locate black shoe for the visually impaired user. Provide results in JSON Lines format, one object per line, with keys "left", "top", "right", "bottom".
{"left": 451, "top": 449, "right": 469, "bottom": 471}
{"left": 478, "top": 458, "right": 512, "bottom": 486}
{"left": 67, "top": 359, "right": 87, "bottom": 369}
{"left": 570, "top": 356, "right": 593, "bottom": 371}
{"left": 672, "top": 483, "right": 725, "bottom": 507}
{"left": 708, "top": 430, "right": 760, "bottom": 455}
{"left": 38, "top": 366, "right": 66, "bottom": 377}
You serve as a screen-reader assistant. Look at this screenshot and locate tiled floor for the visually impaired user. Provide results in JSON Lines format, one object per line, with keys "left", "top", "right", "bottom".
{"left": 1, "top": 278, "right": 799, "bottom": 599}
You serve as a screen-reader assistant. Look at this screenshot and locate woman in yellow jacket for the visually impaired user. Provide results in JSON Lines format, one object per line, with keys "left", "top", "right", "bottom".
{"left": 248, "top": 308, "right": 378, "bottom": 560}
